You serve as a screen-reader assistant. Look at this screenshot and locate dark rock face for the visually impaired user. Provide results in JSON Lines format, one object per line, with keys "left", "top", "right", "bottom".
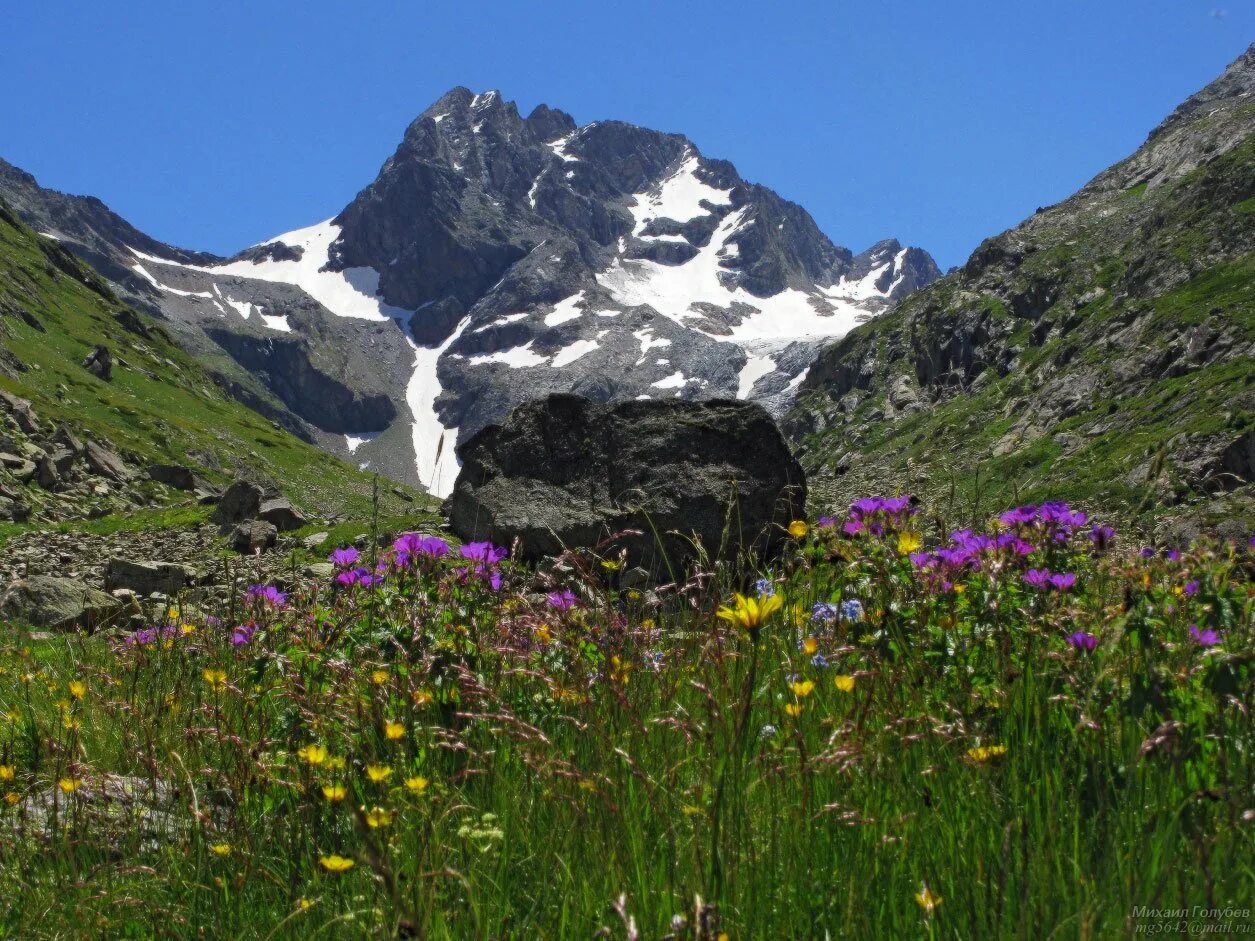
{"left": 449, "top": 394, "right": 806, "bottom": 573}
{"left": 148, "top": 464, "right": 199, "bottom": 491}
{"left": 0, "top": 575, "right": 120, "bottom": 631}
{"left": 82, "top": 344, "right": 112, "bottom": 381}
{"left": 213, "top": 480, "right": 264, "bottom": 526}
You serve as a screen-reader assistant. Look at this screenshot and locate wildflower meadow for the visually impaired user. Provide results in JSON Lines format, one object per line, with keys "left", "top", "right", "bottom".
{"left": 0, "top": 497, "right": 1251, "bottom": 937}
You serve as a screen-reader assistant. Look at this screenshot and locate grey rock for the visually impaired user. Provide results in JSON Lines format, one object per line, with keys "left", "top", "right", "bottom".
{"left": 103, "top": 558, "right": 193, "bottom": 596}
{"left": 302, "top": 531, "right": 329, "bottom": 549}
{"left": 213, "top": 480, "right": 263, "bottom": 526}
{"left": 35, "top": 454, "right": 59, "bottom": 490}
{"left": 0, "top": 575, "right": 120, "bottom": 631}
{"left": 83, "top": 439, "right": 131, "bottom": 481}
{"left": 258, "top": 497, "right": 308, "bottom": 532}
{"left": 0, "top": 390, "right": 39, "bottom": 434}
{"left": 229, "top": 519, "right": 277, "bottom": 553}
{"left": 449, "top": 394, "right": 806, "bottom": 575}
{"left": 147, "top": 463, "right": 200, "bottom": 491}
{"left": 82, "top": 344, "right": 113, "bottom": 381}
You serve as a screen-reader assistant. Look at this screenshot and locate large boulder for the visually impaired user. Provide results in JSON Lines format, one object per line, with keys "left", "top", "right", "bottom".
{"left": 258, "top": 497, "right": 308, "bottom": 532}
{"left": 213, "top": 480, "right": 263, "bottom": 526}
{"left": 147, "top": 464, "right": 200, "bottom": 491}
{"left": 0, "top": 576, "right": 120, "bottom": 631}
{"left": 230, "top": 519, "right": 277, "bottom": 553}
{"left": 449, "top": 395, "right": 807, "bottom": 573}
{"left": 103, "top": 558, "right": 193, "bottom": 596}
{"left": 83, "top": 440, "right": 131, "bottom": 481}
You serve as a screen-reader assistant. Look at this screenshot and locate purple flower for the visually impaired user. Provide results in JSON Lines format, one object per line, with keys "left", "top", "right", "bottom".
{"left": 810, "top": 602, "right": 839, "bottom": 625}
{"left": 126, "top": 625, "right": 180, "bottom": 646}
{"left": 1066, "top": 631, "right": 1097, "bottom": 652}
{"left": 1183, "top": 580, "right": 1199, "bottom": 596}
{"left": 459, "top": 541, "right": 508, "bottom": 565}
{"left": 1139, "top": 547, "right": 1155, "bottom": 559}
{"left": 810, "top": 653, "right": 830, "bottom": 668}
{"left": 816, "top": 516, "right": 837, "bottom": 529}
{"left": 393, "top": 532, "right": 450, "bottom": 566}
{"left": 1166, "top": 549, "right": 1181, "bottom": 562}
{"left": 230, "top": 623, "right": 257, "bottom": 646}
{"left": 754, "top": 577, "right": 775, "bottom": 597}
{"left": 1022, "top": 569, "right": 1052, "bottom": 589}
{"left": 246, "top": 584, "right": 288, "bottom": 606}
{"left": 842, "top": 520, "right": 864, "bottom": 536}
{"left": 335, "top": 566, "right": 381, "bottom": 588}
{"left": 1189, "top": 625, "right": 1221, "bottom": 647}
{"left": 1089, "top": 526, "right": 1115, "bottom": 551}
{"left": 1049, "top": 572, "right": 1077, "bottom": 591}
{"left": 546, "top": 589, "right": 578, "bottom": 611}
{"left": 328, "top": 546, "right": 360, "bottom": 568}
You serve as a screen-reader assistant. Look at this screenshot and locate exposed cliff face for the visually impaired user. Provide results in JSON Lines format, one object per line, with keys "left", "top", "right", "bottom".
{"left": 0, "top": 88, "right": 938, "bottom": 496}
{"left": 787, "top": 43, "right": 1255, "bottom": 538}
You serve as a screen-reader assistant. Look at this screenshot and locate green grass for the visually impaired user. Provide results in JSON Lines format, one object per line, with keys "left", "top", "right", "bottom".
{"left": 0, "top": 505, "right": 1249, "bottom": 937}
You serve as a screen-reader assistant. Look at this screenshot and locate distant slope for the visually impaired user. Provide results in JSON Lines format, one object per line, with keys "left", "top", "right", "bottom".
{"left": 786, "top": 43, "right": 1255, "bottom": 538}
{"left": 0, "top": 198, "right": 422, "bottom": 524}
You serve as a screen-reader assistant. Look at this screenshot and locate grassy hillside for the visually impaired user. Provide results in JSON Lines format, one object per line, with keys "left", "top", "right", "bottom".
{"left": 788, "top": 52, "right": 1255, "bottom": 539}
{"left": 0, "top": 199, "right": 429, "bottom": 527}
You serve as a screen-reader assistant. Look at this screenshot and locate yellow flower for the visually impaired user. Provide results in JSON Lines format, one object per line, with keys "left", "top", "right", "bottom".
{"left": 179, "top": 623, "right": 197, "bottom": 636}
{"left": 363, "top": 806, "right": 392, "bottom": 828}
{"left": 202, "top": 669, "right": 228, "bottom": 692}
{"left": 3, "top": 792, "right": 18, "bottom": 806}
{"left": 297, "top": 744, "right": 329, "bottom": 766}
{"left": 411, "top": 689, "right": 433, "bottom": 706}
{"left": 0, "top": 766, "right": 13, "bottom": 782}
{"left": 365, "top": 765, "right": 392, "bottom": 783}
{"left": 67, "top": 680, "right": 87, "bottom": 700}
{"left": 321, "top": 784, "right": 348, "bottom": 803}
{"left": 209, "top": 842, "right": 232, "bottom": 857}
{"left": 63, "top": 715, "right": 82, "bottom": 731}
{"left": 788, "top": 519, "right": 809, "bottom": 539}
{"left": 790, "top": 680, "right": 815, "bottom": 698}
{"left": 802, "top": 636, "right": 818, "bottom": 656}
{"left": 834, "top": 674, "right": 856, "bottom": 693}
{"left": 599, "top": 558, "right": 623, "bottom": 572}
{"left": 404, "top": 775, "right": 429, "bottom": 794}
{"left": 58, "top": 777, "right": 82, "bottom": 794}
{"left": 967, "top": 744, "right": 1008, "bottom": 764}
{"left": 370, "top": 669, "right": 389, "bottom": 686}
{"left": 897, "top": 531, "right": 923, "bottom": 555}
{"left": 716, "top": 593, "right": 783, "bottom": 632}
{"left": 534, "top": 623, "right": 553, "bottom": 644}
{"left": 383, "top": 721, "right": 405, "bottom": 741}
{"left": 296, "top": 898, "right": 314, "bottom": 912}
{"left": 784, "top": 702, "right": 804, "bottom": 717}
{"left": 325, "top": 756, "right": 346, "bottom": 771}
{"left": 319, "top": 854, "right": 355, "bottom": 873}
{"left": 915, "top": 884, "right": 943, "bottom": 914}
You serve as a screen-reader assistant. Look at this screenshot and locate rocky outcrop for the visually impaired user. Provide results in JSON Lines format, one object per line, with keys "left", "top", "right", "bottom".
{"left": 0, "top": 575, "right": 120, "bottom": 631}
{"left": 213, "top": 480, "right": 263, "bottom": 526}
{"left": 103, "top": 558, "right": 194, "bottom": 596}
{"left": 449, "top": 394, "right": 806, "bottom": 573}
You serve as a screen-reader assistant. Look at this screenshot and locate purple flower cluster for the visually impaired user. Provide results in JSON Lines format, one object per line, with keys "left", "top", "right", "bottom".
{"left": 999, "top": 501, "right": 1088, "bottom": 542}
{"left": 126, "top": 625, "right": 180, "bottom": 646}
{"left": 1023, "top": 568, "right": 1077, "bottom": 591}
{"left": 909, "top": 528, "right": 1035, "bottom": 589}
{"left": 335, "top": 567, "right": 383, "bottom": 588}
{"left": 393, "top": 532, "right": 450, "bottom": 566}
{"left": 1189, "top": 625, "right": 1221, "bottom": 648}
{"left": 546, "top": 589, "right": 578, "bottom": 611}
{"left": 328, "top": 547, "right": 360, "bottom": 568}
{"left": 1066, "top": 630, "right": 1098, "bottom": 652}
{"left": 842, "top": 495, "right": 917, "bottom": 536}
{"left": 459, "top": 541, "right": 508, "bottom": 591}
{"left": 231, "top": 622, "right": 258, "bottom": 646}
{"left": 246, "top": 584, "right": 288, "bottom": 606}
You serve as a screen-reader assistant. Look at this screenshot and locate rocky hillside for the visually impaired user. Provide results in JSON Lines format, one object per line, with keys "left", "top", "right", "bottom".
{"left": 0, "top": 90, "right": 938, "bottom": 495}
{"left": 787, "top": 43, "right": 1255, "bottom": 539}
{"left": 0, "top": 197, "right": 423, "bottom": 530}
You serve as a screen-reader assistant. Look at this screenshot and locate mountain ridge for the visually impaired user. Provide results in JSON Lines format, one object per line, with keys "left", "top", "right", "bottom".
{"left": 786, "top": 42, "right": 1255, "bottom": 537}
{"left": 0, "top": 88, "right": 940, "bottom": 495}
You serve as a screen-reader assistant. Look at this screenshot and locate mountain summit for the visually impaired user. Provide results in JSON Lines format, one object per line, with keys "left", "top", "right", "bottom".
{"left": 0, "top": 89, "right": 939, "bottom": 495}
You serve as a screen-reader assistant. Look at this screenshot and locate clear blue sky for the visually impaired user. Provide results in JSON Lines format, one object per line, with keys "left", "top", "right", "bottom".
{"left": 1, "top": 1, "right": 1250, "bottom": 270}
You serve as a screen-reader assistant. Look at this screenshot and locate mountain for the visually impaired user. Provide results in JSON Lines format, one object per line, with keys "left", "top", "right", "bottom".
{"left": 786, "top": 43, "right": 1255, "bottom": 537}
{"left": 0, "top": 195, "right": 421, "bottom": 526}
{"left": 0, "top": 90, "right": 939, "bottom": 496}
